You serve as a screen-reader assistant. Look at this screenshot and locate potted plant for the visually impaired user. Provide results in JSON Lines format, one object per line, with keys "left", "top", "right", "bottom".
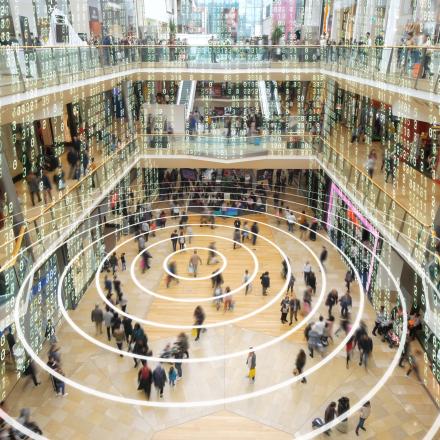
{"left": 271, "top": 25, "right": 284, "bottom": 59}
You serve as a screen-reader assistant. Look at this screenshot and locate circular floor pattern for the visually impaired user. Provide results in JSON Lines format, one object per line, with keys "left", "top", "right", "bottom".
{"left": 129, "top": 230, "right": 260, "bottom": 303}
{"left": 5, "top": 183, "right": 434, "bottom": 440}
{"left": 162, "top": 245, "right": 227, "bottom": 281}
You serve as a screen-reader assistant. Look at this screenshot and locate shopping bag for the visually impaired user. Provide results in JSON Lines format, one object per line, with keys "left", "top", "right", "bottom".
{"left": 188, "top": 263, "right": 194, "bottom": 274}
{"left": 412, "top": 63, "right": 421, "bottom": 78}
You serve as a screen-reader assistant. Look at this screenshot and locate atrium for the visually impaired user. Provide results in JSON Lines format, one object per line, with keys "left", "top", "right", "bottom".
{"left": 0, "top": 0, "right": 439, "bottom": 439}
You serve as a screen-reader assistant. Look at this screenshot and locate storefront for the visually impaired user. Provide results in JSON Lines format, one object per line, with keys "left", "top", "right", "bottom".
{"left": 326, "top": 182, "right": 381, "bottom": 293}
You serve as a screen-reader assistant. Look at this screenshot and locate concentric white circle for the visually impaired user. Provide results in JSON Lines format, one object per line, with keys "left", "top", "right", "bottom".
{"left": 129, "top": 231, "right": 259, "bottom": 303}
{"left": 96, "top": 223, "right": 289, "bottom": 328}
{"left": 9, "top": 192, "right": 416, "bottom": 440}
{"left": 162, "top": 245, "right": 227, "bottom": 281}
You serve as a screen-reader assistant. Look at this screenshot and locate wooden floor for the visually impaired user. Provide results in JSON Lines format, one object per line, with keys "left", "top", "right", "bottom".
{"left": 3, "top": 194, "right": 439, "bottom": 440}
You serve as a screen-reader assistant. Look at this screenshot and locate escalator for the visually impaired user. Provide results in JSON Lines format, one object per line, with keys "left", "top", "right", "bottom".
{"left": 177, "top": 80, "right": 197, "bottom": 118}
{"left": 258, "top": 80, "right": 281, "bottom": 120}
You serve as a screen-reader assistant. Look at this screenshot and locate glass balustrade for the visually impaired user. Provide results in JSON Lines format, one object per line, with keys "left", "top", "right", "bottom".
{"left": 0, "top": 133, "right": 432, "bottom": 312}
{"left": 0, "top": 45, "right": 438, "bottom": 98}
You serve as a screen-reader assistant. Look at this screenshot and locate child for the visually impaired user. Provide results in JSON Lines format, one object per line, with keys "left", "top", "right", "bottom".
{"left": 243, "top": 269, "right": 252, "bottom": 295}
{"left": 169, "top": 365, "right": 177, "bottom": 387}
{"left": 120, "top": 253, "right": 126, "bottom": 271}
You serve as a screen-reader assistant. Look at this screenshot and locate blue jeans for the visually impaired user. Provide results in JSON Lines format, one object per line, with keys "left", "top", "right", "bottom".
{"left": 57, "top": 382, "right": 65, "bottom": 395}
{"left": 356, "top": 417, "right": 366, "bottom": 432}
{"left": 360, "top": 351, "right": 369, "bottom": 368}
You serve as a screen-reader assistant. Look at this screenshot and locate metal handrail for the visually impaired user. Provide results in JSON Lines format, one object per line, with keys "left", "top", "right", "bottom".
{"left": 1, "top": 132, "right": 430, "bottom": 275}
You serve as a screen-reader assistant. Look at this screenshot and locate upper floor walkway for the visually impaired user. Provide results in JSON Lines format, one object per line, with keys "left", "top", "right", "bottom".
{"left": 1, "top": 132, "right": 433, "bottom": 271}
{"left": 0, "top": 44, "right": 438, "bottom": 109}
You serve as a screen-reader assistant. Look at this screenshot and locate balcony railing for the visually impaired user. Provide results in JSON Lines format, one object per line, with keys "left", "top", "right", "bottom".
{"left": 0, "top": 44, "right": 438, "bottom": 98}
{"left": 0, "top": 132, "right": 429, "bottom": 269}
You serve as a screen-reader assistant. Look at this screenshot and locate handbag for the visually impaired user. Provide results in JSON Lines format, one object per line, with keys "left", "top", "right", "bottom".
{"left": 188, "top": 263, "right": 194, "bottom": 274}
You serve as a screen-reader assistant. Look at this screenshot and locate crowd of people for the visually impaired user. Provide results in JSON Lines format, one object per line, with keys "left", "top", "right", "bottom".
{"left": 2, "top": 165, "right": 432, "bottom": 438}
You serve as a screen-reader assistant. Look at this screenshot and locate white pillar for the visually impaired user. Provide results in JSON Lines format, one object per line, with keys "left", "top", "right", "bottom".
{"left": 304, "top": 0, "right": 323, "bottom": 41}
{"left": 380, "top": 0, "right": 404, "bottom": 71}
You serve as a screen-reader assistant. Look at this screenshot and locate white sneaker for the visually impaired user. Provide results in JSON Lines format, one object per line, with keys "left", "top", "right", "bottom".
{"left": 62, "top": 393, "right": 69, "bottom": 397}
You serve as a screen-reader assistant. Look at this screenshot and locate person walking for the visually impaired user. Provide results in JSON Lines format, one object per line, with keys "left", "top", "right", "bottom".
{"left": 308, "top": 270, "right": 317, "bottom": 294}
{"left": 280, "top": 295, "right": 290, "bottom": 323}
{"left": 45, "top": 319, "right": 57, "bottom": 343}
{"left": 289, "top": 296, "right": 301, "bottom": 324}
{"left": 251, "top": 222, "right": 259, "bottom": 245}
{"left": 325, "top": 289, "right": 338, "bottom": 318}
{"left": 120, "top": 253, "right": 127, "bottom": 271}
{"left": 132, "top": 338, "right": 148, "bottom": 368}
{"left": 320, "top": 246, "right": 328, "bottom": 271}
{"left": 113, "top": 275, "right": 121, "bottom": 295}
{"left": 113, "top": 324, "right": 125, "bottom": 357}
{"left": 303, "top": 261, "right": 312, "bottom": 285}
{"left": 260, "top": 271, "right": 270, "bottom": 296}
{"left": 324, "top": 401, "right": 337, "bottom": 436}
{"left": 193, "top": 306, "right": 205, "bottom": 341}
{"left": 286, "top": 211, "right": 296, "bottom": 232}
{"left": 168, "top": 365, "right": 177, "bottom": 387}
{"left": 152, "top": 363, "right": 167, "bottom": 398}
{"left": 142, "top": 250, "right": 152, "bottom": 272}
{"left": 287, "top": 273, "right": 295, "bottom": 294}
{"left": 47, "top": 357, "right": 68, "bottom": 397}
{"left": 186, "top": 225, "right": 193, "bottom": 244}
{"left": 294, "top": 349, "right": 307, "bottom": 383}
{"left": 299, "top": 211, "right": 308, "bottom": 240}
{"left": 303, "top": 287, "right": 313, "bottom": 316}
{"left": 207, "top": 242, "right": 217, "bottom": 265}
{"left": 119, "top": 294, "right": 128, "bottom": 312}
{"left": 339, "top": 291, "right": 352, "bottom": 318}
{"left": 104, "top": 275, "right": 112, "bottom": 293}
{"left": 109, "top": 252, "right": 119, "bottom": 274}
{"left": 372, "top": 305, "right": 386, "bottom": 336}
{"left": 246, "top": 348, "right": 256, "bottom": 382}
{"left": 141, "top": 220, "right": 150, "bottom": 241}
{"left": 241, "top": 221, "right": 250, "bottom": 241}
{"left": 358, "top": 334, "right": 373, "bottom": 368}
{"left": 137, "top": 360, "right": 152, "bottom": 399}
{"left": 24, "top": 359, "right": 41, "bottom": 386}
{"left": 355, "top": 401, "right": 371, "bottom": 435}
{"left": 344, "top": 270, "right": 353, "bottom": 292}
{"left": 91, "top": 304, "right": 104, "bottom": 335}
{"left": 122, "top": 316, "right": 133, "bottom": 343}
{"left": 233, "top": 228, "right": 241, "bottom": 249}
{"left": 166, "top": 261, "right": 179, "bottom": 288}
{"left": 27, "top": 172, "right": 42, "bottom": 206}
{"left": 170, "top": 230, "right": 178, "bottom": 251}
{"left": 189, "top": 250, "right": 202, "bottom": 277}
{"left": 42, "top": 171, "right": 53, "bottom": 203}
{"left": 243, "top": 269, "right": 252, "bottom": 294}
{"left": 178, "top": 231, "right": 186, "bottom": 250}
{"left": 346, "top": 335, "right": 355, "bottom": 369}
{"left": 103, "top": 307, "right": 114, "bottom": 341}
{"left": 365, "top": 154, "right": 376, "bottom": 179}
